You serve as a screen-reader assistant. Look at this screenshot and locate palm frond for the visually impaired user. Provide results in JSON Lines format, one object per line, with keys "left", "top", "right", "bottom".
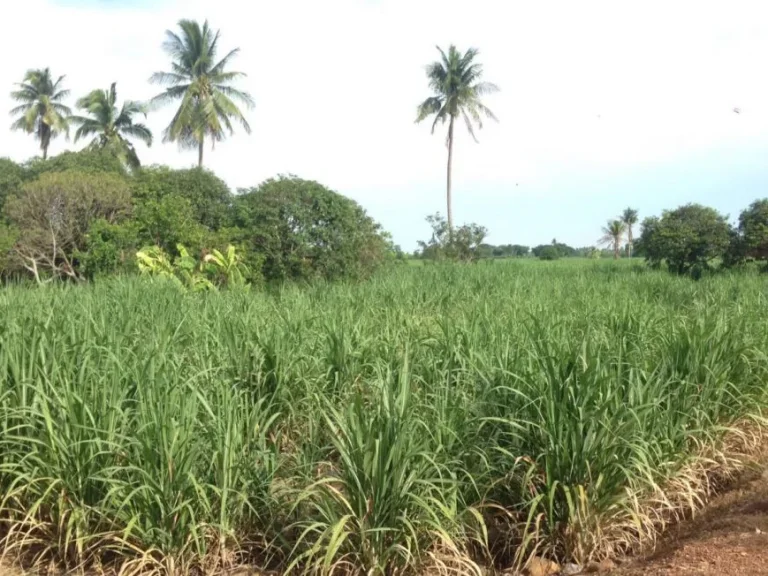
{"left": 121, "top": 123, "right": 153, "bottom": 146}
{"left": 212, "top": 84, "right": 254, "bottom": 108}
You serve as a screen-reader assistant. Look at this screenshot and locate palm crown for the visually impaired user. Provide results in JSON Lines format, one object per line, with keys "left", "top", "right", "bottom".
{"left": 70, "top": 83, "right": 152, "bottom": 169}
{"left": 149, "top": 19, "right": 254, "bottom": 167}
{"left": 600, "top": 219, "right": 627, "bottom": 259}
{"left": 9, "top": 68, "right": 72, "bottom": 159}
{"left": 621, "top": 207, "right": 639, "bottom": 258}
{"left": 416, "top": 45, "right": 498, "bottom": 231}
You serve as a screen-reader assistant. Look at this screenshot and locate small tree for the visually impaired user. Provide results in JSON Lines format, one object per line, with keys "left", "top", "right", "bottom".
{"left": 732, "top": 199, "right": 768, "bottom": 270}
{"left": 4, "top": 172, "right": 131, "bottom": 282}
{"left": 131, "top": 166, "right": 233, "bottom": 230}
{"left": 417, "top": 213, "right": 487, "bottom": 262}
{"left": 537, "top": 245, "right": 559, "bottom": 260}
{"left": 235, "top": 175, "right": 389, "bottom": 282}
{"left": 639, "top": 204, "right": 731, "bottom": 275}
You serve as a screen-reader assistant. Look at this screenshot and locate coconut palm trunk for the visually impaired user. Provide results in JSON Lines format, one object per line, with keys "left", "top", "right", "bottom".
{"left": 446, "top": 116, "right": 454, "bottom": 233}
{"left": 198, "top": 138, "right": 204, "bottom": 167}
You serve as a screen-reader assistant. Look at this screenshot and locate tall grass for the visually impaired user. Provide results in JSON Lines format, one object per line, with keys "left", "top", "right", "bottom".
{"left": 0, "top": 260, "right": 767, "bottom": 574}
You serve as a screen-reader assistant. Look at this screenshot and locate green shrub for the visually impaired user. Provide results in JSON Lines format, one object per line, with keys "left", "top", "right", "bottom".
{"left": 235, "top": 175, "right": 389, "bottom": 282}
{"left": 537, "top": 245, "right": 560, "bottom": 260}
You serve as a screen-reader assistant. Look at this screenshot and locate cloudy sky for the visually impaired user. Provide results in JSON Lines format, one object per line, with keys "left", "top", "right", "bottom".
{"left": 2, "top": 0, "right": 767, "bottom": 250}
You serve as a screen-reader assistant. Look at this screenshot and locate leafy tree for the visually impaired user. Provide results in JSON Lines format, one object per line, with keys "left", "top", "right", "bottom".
{"left": 9, "top": 69, "right": 71, "bottom": 160}
{"left": 24, "top": 148, "right": 127, "bottom": 180}
{"left": 3, "top": 172, "right": 131, "bottom": 282}
{"left": 729, "top": 199, "right": 768, "bottom": 270}
{"left": 0, "top": 224, "right": 20, "bottom": 276}
{"left": 149, "top": 19, "right": 254, "bottom": 167}
{"left": 416, "top": 45, "right": 498, "bottom": 232}
{"left": 537, "top": 245, "right": 559, "bottom": 260}
{"left": 134, "top": 194, "right": 207, "bottom": 255}
{"left": 599, "top": 219, "right": 627, "bottom": 259}
{"left": 621, "top": 207, "right": 639, "bottom": 257}
{"left": 0, "top": 158, "right": 25, "bottom": 213}
{"left": 417, "top": 213, "right": 487, "bottom": 262}
{"left": 639, "top": 204, "right": 731, "bottom": 275}
{"left": 235, "top": 175, "right": 389, "bottom": 282}
{"left": 70, "top": 83, "right": 152, "bottom": 169}
{"left": 131, "top": 166, "right": 232, "bottom": 230}
{"left": 78, "top": 219, "right": 139, "bottom": 278}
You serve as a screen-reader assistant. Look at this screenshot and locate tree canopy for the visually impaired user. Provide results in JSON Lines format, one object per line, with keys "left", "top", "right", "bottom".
{"left": 639, "top": 204, "right": 731, "bottom": 275}
{"left": 234, "top": 176, "right": 389, "bottom": 282}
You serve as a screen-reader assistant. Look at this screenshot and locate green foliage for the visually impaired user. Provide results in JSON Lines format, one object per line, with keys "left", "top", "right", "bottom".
{"left": 537, "top": 245, "right": 560, "bottom": 260}
{"left": 3, "top": 171, "right": 132, "bottom": 282}
{"left": 729, "top": 198, "right": 768, "bottom": 270}
{"left": 137, "top": 243, "right": 248, "bottom": 291}
{"left": 24, "top": 148, "right": 127, "bottom": 180}
{"left": 78, "top": 219, "right": 139, "bottom": 278}
{"left": 0, "top": 158, "right": 25, "bottom": 213}
{"left": 70, "top": 82, "right": 153, "bottom": 169}
{"left": 417, "top": 212, "right": 487, "bottom": 261}
{"left": 131, "top": 166, "right": 233, "bottom": 230}
{"left": 640, "top": 204, "right": 731, "bottom": 275}
{"left": 149, "top": 19, "right": 254, "bottom": 166}
{"left": 235, "top": 175, "right": 389, "bottom": 282}
{"left": 1, "top": 262, "right": 767, "bottom": 573}
{"left": 133, "top": 194, "right": 207, "bottom": 255}
{"left": 9, "top": 68, "right": 71, "bottom": 159}
{"left": 0, "top": 223, "right": 20, "bottom": 275}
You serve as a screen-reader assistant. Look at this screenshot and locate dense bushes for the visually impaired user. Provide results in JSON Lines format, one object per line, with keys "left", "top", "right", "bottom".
{"left": 4, "top": 172, "right": 132, "bottom": 281}
{"left": 234, "top": 176, "right": 389, "bottom": 281}
{"left": 0, "top": 151, "right": 391, "bottom": 283}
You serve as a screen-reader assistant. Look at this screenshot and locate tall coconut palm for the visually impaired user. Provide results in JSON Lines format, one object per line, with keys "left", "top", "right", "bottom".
{"left": 149, "top": 19, "right": 254, "bottom": 167}
{"left": 9, "top": 68, "right": 71, "bottom": 160}
{"left": 621, "top": 207, "right": 639, "bottom": 258}
{"left": 416, "top": 45, "right": 498, "bottom": 233}
{"left": 600, "top": 219, "right": 627, "bottom": 259}
{"left": 70, "top": 83, "right": 152, "bottom": 169}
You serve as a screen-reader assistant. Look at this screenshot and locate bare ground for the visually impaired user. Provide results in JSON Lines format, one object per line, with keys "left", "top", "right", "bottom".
{"left": 611, "top": 465, "right": 768, "bottom": 576}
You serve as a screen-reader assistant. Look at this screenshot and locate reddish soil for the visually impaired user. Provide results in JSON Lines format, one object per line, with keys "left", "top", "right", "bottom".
{"left": 611, "top": 466, "right": 768, "bottom": 576}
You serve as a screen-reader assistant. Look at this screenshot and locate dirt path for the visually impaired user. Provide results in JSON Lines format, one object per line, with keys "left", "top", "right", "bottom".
{"left": 611, "top": 466, "right": 768, "bottom": 576}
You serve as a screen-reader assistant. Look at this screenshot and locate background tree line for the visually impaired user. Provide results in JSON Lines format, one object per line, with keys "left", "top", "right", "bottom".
{"left": 0, "top": 150, "right": 393, "bottom": 284}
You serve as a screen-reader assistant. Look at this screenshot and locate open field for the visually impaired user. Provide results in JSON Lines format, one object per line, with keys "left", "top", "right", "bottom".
{"left": 1, "top": 260, "right": 767, "bottom": 575}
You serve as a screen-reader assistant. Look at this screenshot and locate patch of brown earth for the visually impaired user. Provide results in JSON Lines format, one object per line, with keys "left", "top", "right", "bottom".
{"left": 611, "top": 467, "right": 768, "bottom": 576}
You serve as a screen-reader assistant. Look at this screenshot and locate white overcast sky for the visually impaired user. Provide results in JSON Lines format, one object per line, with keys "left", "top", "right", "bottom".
{"left": 2, "top": 0, "right": 768, "bottom": 249}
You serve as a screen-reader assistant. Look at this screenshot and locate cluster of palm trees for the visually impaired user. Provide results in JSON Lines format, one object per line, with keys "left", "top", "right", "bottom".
{"left": 9, "top": 20, "right": 253, "bottom": 169}
{"left": 600, "top": 208, "right": 639, "bottom": 259}
{"left": 9, "top": 20, "right": 498, "bottom": 233}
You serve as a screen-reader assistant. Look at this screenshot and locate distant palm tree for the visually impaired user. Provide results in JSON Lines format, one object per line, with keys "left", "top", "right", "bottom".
{"left": 416, "top": 45, "right": 498, "bottom": 232}
{"left": 149, "top": 19, "right": 254, "bottom": 167}
{"left": 70, "top": 83, "right": 152, "bottom": 169}
{"left": 621, "top": 207, "right": 639, "bottom": 258}
{"left": 10, "top": 68, "right": 71, "bottom": 160}
{"left": 600, "top": 219, "right": 627, "bottom": 259}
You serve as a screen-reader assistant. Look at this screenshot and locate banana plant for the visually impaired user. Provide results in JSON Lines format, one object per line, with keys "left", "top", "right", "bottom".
{"left": 136, "top": 246, "right": 176, "bottom": 278}
{"left": 204, "top": 245, "right": 249, "bottom": 287}
{"left": 175, "top": 244, "right": 216, "bottom": 292}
